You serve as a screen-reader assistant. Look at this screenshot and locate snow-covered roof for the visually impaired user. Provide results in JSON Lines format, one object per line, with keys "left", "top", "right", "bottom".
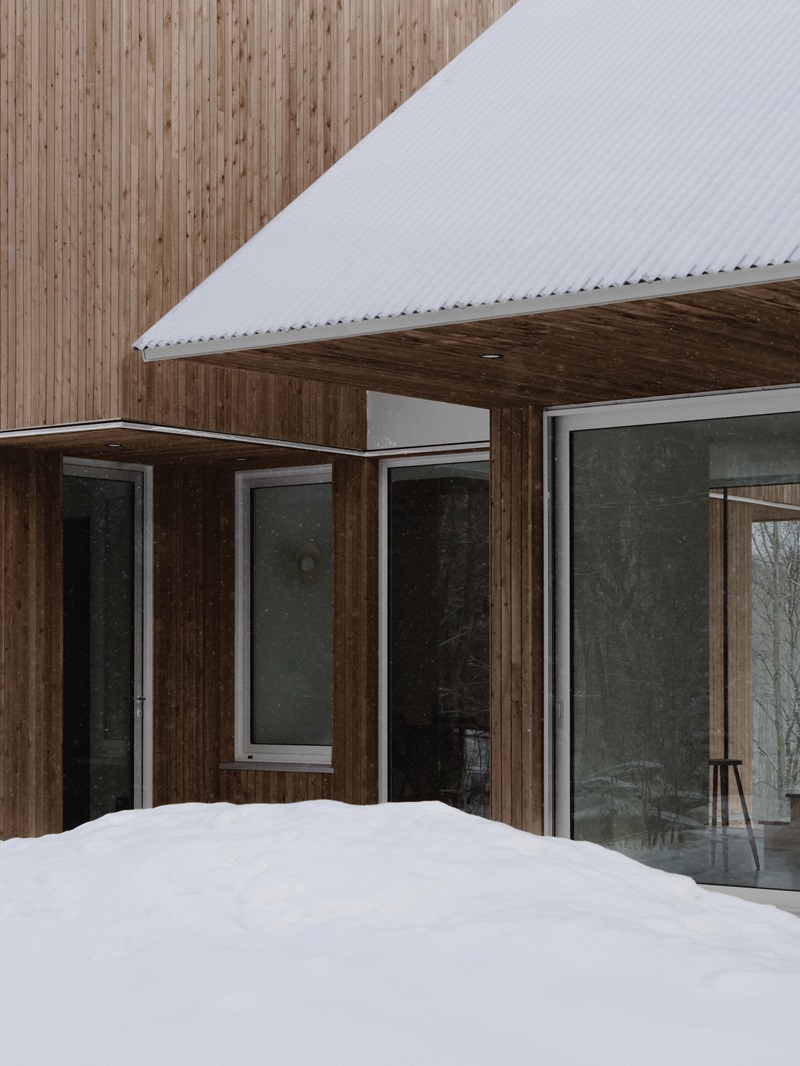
{"left": 136, "top": 0, "right": 800, "bottom": 358}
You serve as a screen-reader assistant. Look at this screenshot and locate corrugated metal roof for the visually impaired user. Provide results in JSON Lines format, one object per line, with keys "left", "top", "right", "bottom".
{"left": 135, "top": 0, "right": 800, "bottom": 355}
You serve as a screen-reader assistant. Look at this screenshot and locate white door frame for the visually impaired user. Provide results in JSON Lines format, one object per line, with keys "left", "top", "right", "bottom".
{"left": 63, "top": 458, "right": 154, "bottom": 810}
{"left": 544, "top": 383, "right": 800, "bottom": 914}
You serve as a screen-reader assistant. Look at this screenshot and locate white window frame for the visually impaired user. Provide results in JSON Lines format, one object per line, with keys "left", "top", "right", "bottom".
{"left": 545, "top": 383, "right": 800, "bottom": 915}
{"left": 235, "top": 465, "right": 333, "bottom": 768}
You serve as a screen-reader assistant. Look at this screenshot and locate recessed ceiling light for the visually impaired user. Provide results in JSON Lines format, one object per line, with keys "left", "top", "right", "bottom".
{"left": 106, "top": 442, "right": 123, "bottom": 448}
{"left": 479, "top": 352, "right": 503, "bottom": 360}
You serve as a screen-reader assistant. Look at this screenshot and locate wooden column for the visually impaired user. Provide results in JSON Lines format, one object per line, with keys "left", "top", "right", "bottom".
{"left": 490, "top": 407, "right": 543, "bottom": 833}
{"left": 153, "top": 465, "right": 228, "bottom": 806}
{"left": 0, "top": 449, "right": 63, "bottom": 838}
{"left": 331, "top": 457, "right": 380, "bottom": 804}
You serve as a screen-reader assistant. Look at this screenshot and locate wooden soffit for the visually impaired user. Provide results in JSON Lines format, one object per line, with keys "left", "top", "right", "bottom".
{"left": 189, "top": 278, "right": 800, "bottom": 408}
{"left": 0, "top": 424, "right": 332, "bottom": 468}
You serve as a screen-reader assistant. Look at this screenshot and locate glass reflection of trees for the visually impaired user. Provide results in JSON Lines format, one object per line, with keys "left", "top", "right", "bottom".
{"left": 752, "top": 520, "right": 800, "bottom": 822}
{"left": 571, "top": 426, "right": 710, "bottom": 855}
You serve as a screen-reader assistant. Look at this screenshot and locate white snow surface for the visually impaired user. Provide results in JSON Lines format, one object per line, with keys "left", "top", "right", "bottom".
{"left": 2, "top": 800, "right": 800, "bottom": 1065}
{"left": 135, "top": 0, "right": 800, "bottom": 351}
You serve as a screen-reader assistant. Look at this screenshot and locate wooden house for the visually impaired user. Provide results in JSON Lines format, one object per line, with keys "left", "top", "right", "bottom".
{"left": 5, "top": 0, "right": 800, "bottom": 911}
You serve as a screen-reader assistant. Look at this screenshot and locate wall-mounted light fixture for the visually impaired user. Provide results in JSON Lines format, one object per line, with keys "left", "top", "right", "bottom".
{"left": 294, "top": 544, "right": 322, "bottom": 584}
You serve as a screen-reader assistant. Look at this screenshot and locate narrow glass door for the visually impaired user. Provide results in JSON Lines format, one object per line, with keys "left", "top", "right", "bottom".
{"left": 386, "top": 458, "right": 490, "bottom": 816}
{"left": 63, "top": 464, "right": 144, "bottom": 830}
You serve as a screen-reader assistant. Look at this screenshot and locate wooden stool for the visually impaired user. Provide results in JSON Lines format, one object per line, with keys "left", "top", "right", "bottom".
{"left": 709, "top": 758, "right": 760, "bottom": 871}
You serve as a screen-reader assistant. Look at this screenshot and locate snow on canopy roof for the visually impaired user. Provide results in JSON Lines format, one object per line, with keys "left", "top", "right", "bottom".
{"left": 135, "top": 0, "right": 800, "bottom": 356}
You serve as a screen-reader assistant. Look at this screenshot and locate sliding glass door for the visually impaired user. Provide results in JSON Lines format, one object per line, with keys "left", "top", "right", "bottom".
{"left": 552, "top": 395, "right": 800, "bottom": 897}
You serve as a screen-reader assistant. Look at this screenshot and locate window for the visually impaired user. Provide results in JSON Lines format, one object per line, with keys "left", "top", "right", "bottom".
{"left": 549, "top": 388, "right": 800, "bottom": 907}
{"left": 236, "top": 467, "right": 333, "bottom": 767}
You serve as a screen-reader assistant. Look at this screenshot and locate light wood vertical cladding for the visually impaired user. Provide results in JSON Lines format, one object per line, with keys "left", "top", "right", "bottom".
{"left": 1, "top": 1, "right": 516, "bottom": 435}
{"left": 490, "top": 406, "right": 542, "bottom": 832}
{"left": 0, "top": 449, "right": 62, "bottom": 838}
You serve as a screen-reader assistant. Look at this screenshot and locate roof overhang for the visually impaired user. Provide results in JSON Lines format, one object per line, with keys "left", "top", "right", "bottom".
{"left": 168, "top": 275, "right": 800, "bottom": 410}
{"left": 0, "top": 408, "right": 489, "bottom": 460}
{"left": 137, "top": 262, "right": 800, "bottom": 363}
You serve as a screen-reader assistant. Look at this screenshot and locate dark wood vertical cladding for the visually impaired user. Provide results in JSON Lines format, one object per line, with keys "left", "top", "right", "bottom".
{"left": 218, "top": 457, "right": 379, "bottom": 806}
{"left": 154, "top": 455, "right": 379, "bottom": 808}
{"left": 129, "top": 365, "right": 367, "bottom": 452}
{"left": 153, "top": 464, "right": 229, "bottom": 806}
{"left": 0, "top": 449, "right": 62, "bottom": 838}
{"left": 331, "top": 458, "right": 380, "bottom": 804}
{"left": 490, "top": 407, "right": 543, "bottom": 833}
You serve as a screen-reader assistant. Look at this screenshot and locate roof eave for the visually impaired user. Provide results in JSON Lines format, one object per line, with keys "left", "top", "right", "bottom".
{"left": 135, "top": 261, "right": 800, "bottom": 361}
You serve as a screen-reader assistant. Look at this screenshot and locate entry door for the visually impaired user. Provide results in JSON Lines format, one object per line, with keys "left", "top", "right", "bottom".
{"left": 63, "top": 462, "right": 147, "bottom": 830}
{"left": 383, "top": 457, "right": 490, "bottom": 816}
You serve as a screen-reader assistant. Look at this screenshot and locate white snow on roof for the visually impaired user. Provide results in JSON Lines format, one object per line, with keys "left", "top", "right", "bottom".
{"left": 3, "top": 801, "right": 800, "bottom": 1064}
{"left": 135, "top": 0, "right": 800, "bottom": 353}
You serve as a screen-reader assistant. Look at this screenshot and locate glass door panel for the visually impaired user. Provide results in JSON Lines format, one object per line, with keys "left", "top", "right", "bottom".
{"left": 387, "top": 460, "right": 490, "bottom": 816}
{"left": 563, "top": 409, "right": 800, "bottom": 891}
{"left": 63, "top": 467, "right": 143, "bottom": 830}
{"left": 752, "top": 516, "right": 800, "bottom": 821}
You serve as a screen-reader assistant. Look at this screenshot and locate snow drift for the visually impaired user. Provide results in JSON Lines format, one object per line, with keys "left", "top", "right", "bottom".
{"left": 1, "top": 800, "right": 799, "bottom": 1065}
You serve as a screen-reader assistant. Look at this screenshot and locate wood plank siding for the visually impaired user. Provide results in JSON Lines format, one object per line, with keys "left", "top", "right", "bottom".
{"left": 153, "top": 457, "right": 379, "bottom": 810}
{"left": 1, "top": 0, "right": 522, "bottom": 838}
{"left": 1, "top": 0, "right": 516, "bottom": 436}
{"left": 330, "top": 458, "right": 380, "bottom": 804}
{"left": 152, "top": 464, "right": 230, "bottom": 806}
{"left": 0, "top": 449, "right": 62, "bottom": 838}
{"left": 7, "top": 0, "right": 800, "bottom": 846}
{"left": 490, "top": 407, "right": 542, "bottom": 832}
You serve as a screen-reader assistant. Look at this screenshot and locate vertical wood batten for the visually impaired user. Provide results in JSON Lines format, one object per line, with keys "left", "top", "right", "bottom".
{"left": 2, "top": 1, "right": 515, "bottom": 434}
{"left": 2, "top": 1, "right": 522, "bottom": 834}
{"left": 332, "top": 457, "right": 380, "bottom": 804}
{"left": 0, "top": 450, "right": 62, "bottom": 839}
{"left": 490, "top": 406, "right": 543, "bottom": 833}
{"left": 152, "top": 455, "right": 378, "bottom": 808}
{"left": 153, "top": 465, "right": 227, "bottom": 806}
{"left": 215, "top": 455, "right": 378, "bottom": 807}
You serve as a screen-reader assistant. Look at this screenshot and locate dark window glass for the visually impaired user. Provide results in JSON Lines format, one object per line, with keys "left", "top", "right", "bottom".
{"left": 570, "top": 411, "right": 800, "bottom": 890}
{"left": 250, "top": 479, "right": 333, "bottom": 748}
{"left": 389, "top": 462, "right": 490, "bottom": 816}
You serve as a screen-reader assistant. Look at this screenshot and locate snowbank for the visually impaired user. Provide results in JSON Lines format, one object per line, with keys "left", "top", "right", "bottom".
{"left": 1, "top": 800, "right": 799, "bottom": 1065}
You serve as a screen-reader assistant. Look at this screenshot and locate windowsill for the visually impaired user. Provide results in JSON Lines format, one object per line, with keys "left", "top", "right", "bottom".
{"left": 220, "top": 761, "right": 334, "bottom": 774}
